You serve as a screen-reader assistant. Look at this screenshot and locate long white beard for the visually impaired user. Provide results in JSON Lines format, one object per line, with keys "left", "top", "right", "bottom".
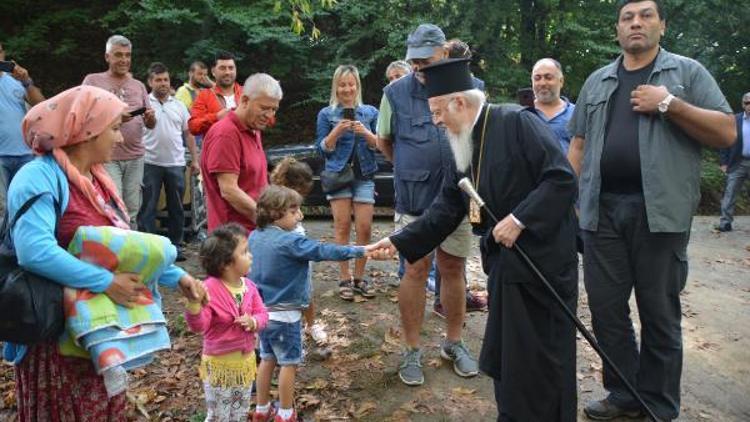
{"left": 446, "top": 124, "right": 474, "bottom": 173}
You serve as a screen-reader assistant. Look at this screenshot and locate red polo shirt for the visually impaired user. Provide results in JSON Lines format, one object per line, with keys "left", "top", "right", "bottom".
{"left": 200, "top": 111, "right": 268, "bottom": 233}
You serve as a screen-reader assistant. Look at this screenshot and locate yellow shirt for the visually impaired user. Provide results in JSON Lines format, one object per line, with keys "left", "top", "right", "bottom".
{"left": 174, "top": 83, "right": 199, "bottom": 110}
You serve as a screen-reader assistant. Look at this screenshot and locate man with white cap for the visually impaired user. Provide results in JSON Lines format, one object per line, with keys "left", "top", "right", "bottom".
{"left": 376, "top": 24, "right": 480, "bottom": 386}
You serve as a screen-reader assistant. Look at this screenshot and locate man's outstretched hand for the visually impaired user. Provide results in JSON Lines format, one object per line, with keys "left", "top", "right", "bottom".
{"left": 365, "top": 237, "right": 397, "bottom": 260}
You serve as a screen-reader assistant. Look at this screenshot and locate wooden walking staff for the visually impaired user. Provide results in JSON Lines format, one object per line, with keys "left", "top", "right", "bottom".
{"left": 458, "top": 177, "right": 662, "bottom": 422}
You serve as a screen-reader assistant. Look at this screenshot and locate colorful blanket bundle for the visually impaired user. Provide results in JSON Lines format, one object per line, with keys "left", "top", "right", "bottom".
{"left": 60, "top": 226, "right": 176, "bottom": 376}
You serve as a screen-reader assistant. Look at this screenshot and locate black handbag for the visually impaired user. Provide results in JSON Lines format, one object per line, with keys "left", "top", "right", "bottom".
{"left": 0, "top": 177, "right": 65, "bottom": 344}
{"left": 320, "top": 165, "right": 355, "bottom": 194}
{"left": 320, "top": 137, "right": 357, "bottom": 194}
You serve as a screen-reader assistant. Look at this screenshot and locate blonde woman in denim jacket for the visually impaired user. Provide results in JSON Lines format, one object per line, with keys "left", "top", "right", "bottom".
{"left": 316, "top": 65, "right": 379, "bottom": 300}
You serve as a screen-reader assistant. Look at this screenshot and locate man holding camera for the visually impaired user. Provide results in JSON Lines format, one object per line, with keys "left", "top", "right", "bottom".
{"left": 82, "top": 35, "right": 156, "bottom": 227}
{"left": 0, "top": 41, "right": 44, "bottom": 210}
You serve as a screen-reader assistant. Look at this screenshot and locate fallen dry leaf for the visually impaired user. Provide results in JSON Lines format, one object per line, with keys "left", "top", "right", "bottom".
{"left": 353, "top": 401, "right": 377, "bottom": 418}
{"left": 306, "top": 378, "right": 329, "bottom": 390}
{"left": 452, "top": 387, "right": 476, "bottom": 396}
{"left": 426, "top": 358, "right": 443, "bottom": 368}
{"left": 297, "top": 393, "right": 321, "bottom": 409}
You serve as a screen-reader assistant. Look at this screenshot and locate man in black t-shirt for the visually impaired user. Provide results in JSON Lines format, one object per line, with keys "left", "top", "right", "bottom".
{"left": 568, "top": 1, "right": 735, "bottom": 420}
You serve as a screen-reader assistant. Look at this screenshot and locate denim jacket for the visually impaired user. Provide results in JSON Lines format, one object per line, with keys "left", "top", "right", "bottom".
{"left": 248, "top": 225, "right": 365, "bottom": 311}
{"left": 316, "top": 104, "right": 379, "bottom": 177}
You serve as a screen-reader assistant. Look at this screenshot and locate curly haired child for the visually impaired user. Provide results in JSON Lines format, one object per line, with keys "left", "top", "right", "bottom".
{"left": 185, "top": 223, "right": 268, "bottom": 421}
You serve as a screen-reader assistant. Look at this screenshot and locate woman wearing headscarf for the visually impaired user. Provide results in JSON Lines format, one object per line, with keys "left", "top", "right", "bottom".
{"left": 316, "top": 65, "right": 379, "bottom": 301}
{"left": 3, "top": 86, "right": 205, "bottom": 420}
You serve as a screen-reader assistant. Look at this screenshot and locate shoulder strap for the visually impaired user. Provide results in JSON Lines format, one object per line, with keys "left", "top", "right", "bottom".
{"left": 0, "top": 173, "right": 63, "bottom": 241}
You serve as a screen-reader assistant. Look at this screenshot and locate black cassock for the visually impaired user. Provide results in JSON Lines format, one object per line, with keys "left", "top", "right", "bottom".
{"left": 391, "top": 104, "right": 579, "bottom": 421}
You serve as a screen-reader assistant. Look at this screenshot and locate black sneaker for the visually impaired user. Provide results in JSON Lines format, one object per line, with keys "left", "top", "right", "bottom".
{"left": 584, "top": 398, "right": 643, "bottom": 420}
{"left": 715, "top": 223, "right": 732, "bottom": 232}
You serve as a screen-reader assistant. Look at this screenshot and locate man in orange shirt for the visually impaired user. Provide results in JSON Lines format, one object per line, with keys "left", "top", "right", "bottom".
{"left": 188, "top": 51, "right": 242, "bottom": 137}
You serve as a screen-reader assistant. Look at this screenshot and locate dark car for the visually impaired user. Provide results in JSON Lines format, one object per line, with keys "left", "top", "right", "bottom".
{"left": 265, "top": 143, "right": 394, "bottom": 208}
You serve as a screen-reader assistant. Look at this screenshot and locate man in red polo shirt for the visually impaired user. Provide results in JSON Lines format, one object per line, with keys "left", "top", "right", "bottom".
{"left": 200, "top": 73, "right": 282, "bottom": 232}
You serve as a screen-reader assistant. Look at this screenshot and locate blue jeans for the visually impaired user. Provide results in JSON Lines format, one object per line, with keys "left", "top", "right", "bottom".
{"left": 0, "top": 154, "right": 34, "bottom": 214}
{"left": 259, "top": 319, "right": 303, "bottom": 366}
{"left": 137, "top": 164, "right": 185, "bottom": 245}
{"left": 719, "top": 158, "right": 750, "bottom": 227}
{"left": 326, "top": 178, "right": 375, "bottom": 204}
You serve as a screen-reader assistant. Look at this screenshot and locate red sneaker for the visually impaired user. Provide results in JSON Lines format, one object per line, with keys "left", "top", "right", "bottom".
{"left": 252, "top": 405, "right": 276, "bottom": 422}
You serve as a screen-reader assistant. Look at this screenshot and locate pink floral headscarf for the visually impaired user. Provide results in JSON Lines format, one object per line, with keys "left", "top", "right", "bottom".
{"left": 22, "top": 86, "right": 130, "bottom": 228}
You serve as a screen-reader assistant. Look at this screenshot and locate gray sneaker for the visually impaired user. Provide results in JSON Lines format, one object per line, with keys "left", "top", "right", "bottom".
{"left": 399, "top": 348, "right": 424, "bottom": 386}
{"left": 440, "top": 340, "right": 479, "bottom": 377}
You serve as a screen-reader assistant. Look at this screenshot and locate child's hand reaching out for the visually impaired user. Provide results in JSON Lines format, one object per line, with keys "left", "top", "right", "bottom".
{"left": 235, "top": 314, "right": 257, "bottom": 332}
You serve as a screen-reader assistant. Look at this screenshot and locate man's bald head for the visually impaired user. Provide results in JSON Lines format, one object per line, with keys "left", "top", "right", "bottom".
{"left": 532, "top": 58, "right": 563, "bottom": 76}
{"left": 531, "top": 58, "right": 564, "bottom": 106}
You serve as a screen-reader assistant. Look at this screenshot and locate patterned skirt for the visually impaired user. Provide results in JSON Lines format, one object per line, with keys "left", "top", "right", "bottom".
{"left": 15, "top": 341, "right": 127, "bottom": 422}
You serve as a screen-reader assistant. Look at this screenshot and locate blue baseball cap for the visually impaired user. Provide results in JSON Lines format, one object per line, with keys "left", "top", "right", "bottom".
{"left": 405, "top": 24, "right": 446, "bottom": 61}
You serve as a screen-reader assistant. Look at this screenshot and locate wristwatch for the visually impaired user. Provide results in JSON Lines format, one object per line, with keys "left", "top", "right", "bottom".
{"left": 21, "top": 78, "right": 33, "bottom": 89}
{"left": 658, "top": 93, "right": 675, "bottom": 114}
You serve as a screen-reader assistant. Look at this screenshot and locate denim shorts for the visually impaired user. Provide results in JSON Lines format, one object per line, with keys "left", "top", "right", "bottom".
{"left": 326, "top": 178, "right": 375, "bottom": 204}
{"left": 258, "top": 320, "right": 302, "bottom": 366}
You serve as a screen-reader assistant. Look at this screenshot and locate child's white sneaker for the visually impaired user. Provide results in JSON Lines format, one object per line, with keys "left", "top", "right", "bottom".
{"left": 308, "top": 323, "right": 328, "bottom": 345}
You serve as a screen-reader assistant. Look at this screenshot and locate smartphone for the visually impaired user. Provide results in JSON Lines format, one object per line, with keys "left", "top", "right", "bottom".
{"left": 342, "top": 107, "right": 355, "bottom": 121}
{"left": 517, "top": 88, "right": 535, "bottom": 107}
{"left": 0, "top": 61, "right": 15, "bottom": 73}
{"left": 129, "top": 107, "right": 147, "bottom": 117}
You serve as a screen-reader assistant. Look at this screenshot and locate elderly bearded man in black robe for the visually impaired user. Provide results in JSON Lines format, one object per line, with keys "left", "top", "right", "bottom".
{"left": 371, "top": 58, "right": 579, "bottom": 421}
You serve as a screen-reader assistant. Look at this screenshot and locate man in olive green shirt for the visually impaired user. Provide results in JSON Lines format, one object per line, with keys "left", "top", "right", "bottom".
{"left": 567, "top": 1, "right": 735, "bottom": 420}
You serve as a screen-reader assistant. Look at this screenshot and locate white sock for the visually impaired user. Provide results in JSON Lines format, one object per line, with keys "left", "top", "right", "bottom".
{"left": 277, "top": 407, "right": 294, "bottom": 419}
{"left": 255, "top": 403, "right": 270, "bottom": 413}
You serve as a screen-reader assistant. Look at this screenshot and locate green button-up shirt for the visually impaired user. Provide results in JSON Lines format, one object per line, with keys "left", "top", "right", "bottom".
{"left": 569, "top": 48, "right": 732, "bottom": 233}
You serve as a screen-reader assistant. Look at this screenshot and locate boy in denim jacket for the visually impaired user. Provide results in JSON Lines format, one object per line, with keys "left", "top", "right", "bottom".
{"left": 249, "top": 185, "right": 376, "bottom": 422}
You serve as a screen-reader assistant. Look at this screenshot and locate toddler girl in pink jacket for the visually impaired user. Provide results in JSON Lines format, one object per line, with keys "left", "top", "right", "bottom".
{"left": 185, "top": 223, "right": 268, "bottom": 421}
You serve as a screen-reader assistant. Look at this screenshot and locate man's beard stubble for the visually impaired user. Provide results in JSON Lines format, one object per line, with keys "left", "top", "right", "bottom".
{"left": 446, "top": 123, "right": 474, "bottom": 173}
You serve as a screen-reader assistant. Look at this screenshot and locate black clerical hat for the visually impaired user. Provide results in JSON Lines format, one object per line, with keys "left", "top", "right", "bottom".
{"left": 422, "top": 58, "right": 473, "bottom": 98}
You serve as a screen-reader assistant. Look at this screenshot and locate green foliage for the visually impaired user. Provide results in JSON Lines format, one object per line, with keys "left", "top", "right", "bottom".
{"left": 1, "top": 0, "right": 747, "bottom": 211}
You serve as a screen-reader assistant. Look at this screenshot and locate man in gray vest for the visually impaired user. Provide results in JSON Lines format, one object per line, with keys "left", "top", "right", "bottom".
{"left": 376, "top": 23, "right": 478, "bottom": 386}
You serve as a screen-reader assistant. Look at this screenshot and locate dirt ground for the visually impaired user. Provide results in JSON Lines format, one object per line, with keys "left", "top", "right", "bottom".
{"left": 1, "top": 216, "right": 748, "bottom": 421}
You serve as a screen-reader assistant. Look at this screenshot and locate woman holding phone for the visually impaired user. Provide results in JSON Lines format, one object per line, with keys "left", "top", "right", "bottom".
{"left": 316, "top": 65, "right": 379, "bottom": 301}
